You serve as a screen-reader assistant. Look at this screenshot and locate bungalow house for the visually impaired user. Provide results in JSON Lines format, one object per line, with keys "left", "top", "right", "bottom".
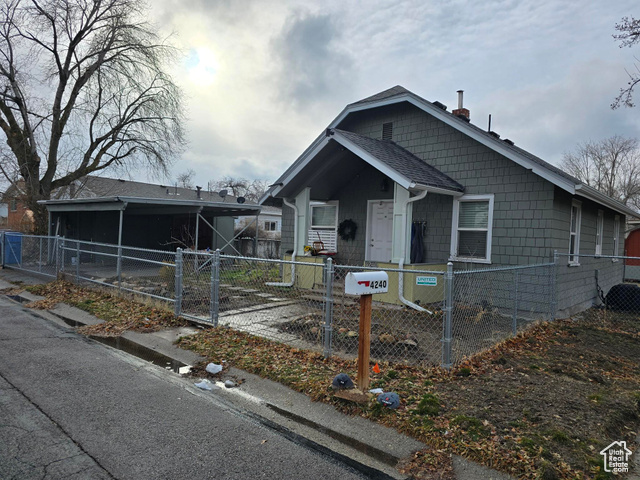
{"left": 261, "top": 86, "right": 638, "bottom": 315}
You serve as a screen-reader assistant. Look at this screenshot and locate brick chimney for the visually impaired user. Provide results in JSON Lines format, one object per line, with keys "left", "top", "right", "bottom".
{"left": 452, "top": 90, "right": 470, "bottom": 120}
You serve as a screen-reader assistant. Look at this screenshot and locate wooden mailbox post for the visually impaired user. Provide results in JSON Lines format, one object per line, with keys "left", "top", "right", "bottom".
{"left": 345, "top": 271, "right": 389, "bottom": 391}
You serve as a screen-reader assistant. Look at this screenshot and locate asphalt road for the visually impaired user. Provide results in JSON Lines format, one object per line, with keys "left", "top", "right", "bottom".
{"left": 0, "top": 297, "right": 367, "bottom": 480}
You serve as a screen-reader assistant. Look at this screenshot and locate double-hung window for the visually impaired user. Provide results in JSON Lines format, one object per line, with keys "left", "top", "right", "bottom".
{"left": 568, "top": 200, "right": 581, "bottom": 265}
{"left": 450, "top": 195, "right": 494, "bottom": 263}
{"left": 595, "top": 210, "right": 603, "bottom": 256}
{"left": 308, "top": 202, "right": 338, "bottom": 251}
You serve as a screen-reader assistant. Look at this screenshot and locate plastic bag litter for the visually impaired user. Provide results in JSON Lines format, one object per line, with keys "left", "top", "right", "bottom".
{"left": 205, "top": 363, "right": 223, "bottom": 374}
{"left": 224, "top": 380, "right": 236, "bottom": 388}
{"left": 194, "top": 379, "right": 214, "bottom": 391}
{"left": 369, "top": 388, "right": 384, "bottom": 394}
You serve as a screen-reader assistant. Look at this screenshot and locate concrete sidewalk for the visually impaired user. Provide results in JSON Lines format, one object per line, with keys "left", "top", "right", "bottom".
{"left": 0, "top": 268, "right": 514, "bottom": 480}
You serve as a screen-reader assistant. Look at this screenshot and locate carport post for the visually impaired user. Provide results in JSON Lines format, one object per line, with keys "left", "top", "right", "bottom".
{"left": 174, "top": 248, "right": 183, "bottom": 317}
{"left": 323, "top": 257, "right": 334, "bottom": 358}
{"left": 1, "top": 232, "right": 4, "bottom": 269}
{"left": 210, "top": 249, "right": 220, "bottom": 326}
{"left": 117, "top": 208, "right": 124, "bottom": 290}
{"left": 442, "top": 262, "right": 453, "bottom": 369}
{"left": 254, "top": 213, "right": 259, "bottom": 257}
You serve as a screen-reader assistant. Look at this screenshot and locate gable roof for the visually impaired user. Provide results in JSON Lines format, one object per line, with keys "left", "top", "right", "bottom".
{"left": 332, "top": 129, "right": 463, "bottom": 193}
{"left": 263, "top": 86, "right": 638, "bottom": 217}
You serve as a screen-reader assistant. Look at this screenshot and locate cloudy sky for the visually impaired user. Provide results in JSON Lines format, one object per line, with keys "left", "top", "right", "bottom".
{"left": 141, "top": 0, "right": 640, "bottom": 188}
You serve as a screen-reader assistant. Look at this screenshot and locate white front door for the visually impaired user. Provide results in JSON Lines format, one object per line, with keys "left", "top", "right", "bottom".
{"left": 367, "top": 200, "right": 394, "bottom": 262}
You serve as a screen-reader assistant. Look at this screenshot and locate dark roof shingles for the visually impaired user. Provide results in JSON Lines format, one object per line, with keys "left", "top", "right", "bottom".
{"left": 333, "top": 129, "right": 464, "bottom": 193}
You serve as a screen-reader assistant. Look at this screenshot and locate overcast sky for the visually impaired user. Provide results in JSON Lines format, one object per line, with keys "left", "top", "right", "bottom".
{"left": 138, "top": 0, "right": 640, "bottom": 188}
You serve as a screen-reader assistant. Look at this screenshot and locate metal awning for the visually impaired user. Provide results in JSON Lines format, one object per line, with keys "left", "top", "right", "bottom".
{"left": 39, "top": 196, "right": 261, "bottom": 216}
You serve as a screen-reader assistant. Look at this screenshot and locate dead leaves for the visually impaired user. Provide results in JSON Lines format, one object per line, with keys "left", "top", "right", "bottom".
{"left": 26, "top": 280, "right": 187, "bottom": 335}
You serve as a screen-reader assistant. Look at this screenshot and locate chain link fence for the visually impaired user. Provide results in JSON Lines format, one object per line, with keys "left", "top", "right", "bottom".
{"left": 451, "top": 263, "right": 556, "bottom": 364}
{"left": 1, "top": 233, "right": 59, "bottom": 278}
{"left": 332, "top": 264, "right": 445, "bottom": 365}
{"left": 7, "top": 233, "right": 638, "bottom": 366}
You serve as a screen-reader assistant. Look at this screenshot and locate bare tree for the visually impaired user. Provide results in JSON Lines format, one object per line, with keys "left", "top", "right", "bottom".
{"left": 561, "top": 135, "right": 640, "bottom": 210}
{"left": 211, "top": 176, "right": 269, "bottom": 203}
{"left": 0, "top": 0, "right": 185, "bottom": 232}
{"left": 613, "top": 16, "right": 640, "bottom": 108}
{"left": 176, "top": 169, "right": 195, "bottom": 189}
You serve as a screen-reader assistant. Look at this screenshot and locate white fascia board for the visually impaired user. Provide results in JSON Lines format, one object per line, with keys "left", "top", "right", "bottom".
{"left": 331, "top": 131, "right": 412, "bottom": 189}
{"left": 575, "top": 185, "right": 639, "bottom": 218}
{"left": 269, "top": 135, "right": 331, "bottom": 199}
{"left": 412, "top": 183, "right": 464, "bottom": 197}
{"left": 330, "top": 94, "right": 578, "bottom": 195}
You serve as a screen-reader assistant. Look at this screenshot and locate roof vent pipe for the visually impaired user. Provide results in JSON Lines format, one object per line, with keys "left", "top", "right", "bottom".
{"left": 457, "top": 90, "right": 464, "bottom": 109}
{"left": 196, "top": 186, "right": 202, "bottom": 199}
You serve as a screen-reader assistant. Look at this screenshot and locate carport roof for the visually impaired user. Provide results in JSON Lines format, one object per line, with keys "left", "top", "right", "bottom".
{"left": 39, "top": 196, "right": 261, "bottom": 216}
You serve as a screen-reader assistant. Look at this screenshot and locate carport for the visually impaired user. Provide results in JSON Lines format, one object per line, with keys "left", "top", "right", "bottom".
{"left": 40, "top": 196, "right": 261, "bottom": 254}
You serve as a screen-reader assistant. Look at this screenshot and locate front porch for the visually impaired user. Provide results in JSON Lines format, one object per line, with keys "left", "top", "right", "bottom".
{"left": 282, "top": 255, "right": 447, "bottom": 307}
{"left": 265, "top": 128, "right": 467, "bottom": 309}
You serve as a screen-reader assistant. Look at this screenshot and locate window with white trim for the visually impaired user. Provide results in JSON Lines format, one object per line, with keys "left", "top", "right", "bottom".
{"left": 308, "top": 201, "right": 338, "bottom": 251}
{"left": 595, "top": 210, "right": 603, "bottom": 256}
{"left": 613, "top": 215, "right": 620, "bottom": 257}
{"left": 450, "top": 195, "right": 494, "bottom": 262}
{"left": 264, "top": 221, "right": 277, "bottom": 231}
{"left": 9, "top": 198, "right": 17, "bottom": 212}
{"left": 568, "top": 200, "right": 581, "bottom": 264}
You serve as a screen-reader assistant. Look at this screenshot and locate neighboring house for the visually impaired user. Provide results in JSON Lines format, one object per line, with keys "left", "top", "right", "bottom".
{"left": 261, "top": 86, "right": 638, "bottom": 315}
{"left": 235, "top": 205, "right": 282, "bottom": 239}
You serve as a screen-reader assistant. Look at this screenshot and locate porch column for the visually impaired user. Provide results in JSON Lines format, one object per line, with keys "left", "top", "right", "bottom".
{"left": 294, "top": 187, "right": 311, "bottom": 253}
{"left": 392, "top": 183, "right": 412, "bottom": 263}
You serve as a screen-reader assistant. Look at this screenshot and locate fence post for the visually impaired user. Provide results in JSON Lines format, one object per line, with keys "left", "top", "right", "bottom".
{"left": 1, "top": 232, "right": 4, "bottom": 269}
{"left": 39, "top": 236, "right": 43, "bottom": 274}
{"left": 76, "top": 240, "right": 80, "bottom": 282}
{"left": 512, "top": 270, "right": 519, "bottom": 336}
{"left": 60, "top": 237, "right": 65, "bottom": 275}
{"left": 551, "top": 250, "right": 558, "bottom": 321}
{"left": 117, "top": 243, "right": 123, "bottom": 291}
{"left": 442, "top": 262, "right": 453, "bottom": 369}
{"left": 174, "top": 248, "right": 183, "bottom": 317}
{"left": 323, "top": 257, "right": 334, "bottom": 358}
{"left": 55, "top": 236, "right": 60, "bottom": 276}
{"left": 210, "top": 249, "right": 220, "bottom": 326}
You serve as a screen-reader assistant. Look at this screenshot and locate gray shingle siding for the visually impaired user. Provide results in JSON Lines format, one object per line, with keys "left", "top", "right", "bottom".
{"left": 334, "top": 163, "right": 394, "bottom": 264}
{"left": 281, "top": 205, "right": 294, "bottom": 254}
{"left": 340, "top": 102, "right": 557, "bottom": 265}
{"left": 553, "top": 191, "right": 625, "bottom": 314}
{"left": 412, "top": 194, "right": 452, "bottom": 264}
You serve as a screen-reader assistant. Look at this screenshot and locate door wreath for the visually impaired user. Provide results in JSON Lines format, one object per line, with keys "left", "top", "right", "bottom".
{"left": 338, "top": 219, "right": 357, "bottom": 241}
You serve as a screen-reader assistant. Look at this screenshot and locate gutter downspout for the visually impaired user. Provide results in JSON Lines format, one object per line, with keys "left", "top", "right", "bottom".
{"left": 266, "top": 197, "right": 297, "bottom": 287}
{"left": 398, "top": 189, "right": 432, "bottom": 313}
